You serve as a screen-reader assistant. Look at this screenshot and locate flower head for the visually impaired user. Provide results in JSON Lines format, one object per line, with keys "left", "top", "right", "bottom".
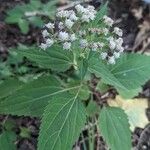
{"left": 113, "top": 51, "right": 120, "bottom": 59}
{"left": 39, "top": 4, "right": 124, "bottom": 65}
{"left": 108, "top": 56, "right": 116, "bottom": 64}
{"left": 70, "top": 34, "right": 76, "bottom": 41}
{"left": 103, "top": 15, "right": 114, "bottom": 27}
{"left": 39, "top": 43, "right": 47, "bottom": 50}
{"left": 63, "top": 42, "right": 71, "bottom": 50}
{"left": 80, "top": 39, "right": 88, "bottom": 48}
{"left": 113, "top": 27, "right": 123, "bottom": 37}
{"left": 45, "top": 39, "right": 54, "bottom": 47}
{"left": 75, "top": 4, "right": 85, "bottom": 13}
{"left": 45, "top": 22, "right": 54, "bottom": 29}
{"left": 42, "top": 30, "right": 49, "bottom": 38}
{"left": 58, "top": 31, "right": 69, "bottom": 41}
{"left": 101, "top": 52, "right": 107, "bottom": 60}
{"left": 69, "top": 13, "right": 78, "bottom": 21}
{"left": 65, "top": 19, "right": 74, "bottom": 29}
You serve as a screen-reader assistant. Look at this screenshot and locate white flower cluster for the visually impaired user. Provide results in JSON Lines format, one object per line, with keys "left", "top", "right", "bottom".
{"left": 39, "top": 4, "right": 97, "bottom": 51}
{"left": 103, "top": 36, "right": 124, "bottom": 65}
{"left": 103, "top": 15, "right": 114, "bottom": 27}
{"left": 75, "top": 5, "right": 96, "bottom": 22}
{"left": 98, "top": 16, "right": 124, "bottom": 64}
{"left": 39, "top": 4, "right": 124, "bottom": 65}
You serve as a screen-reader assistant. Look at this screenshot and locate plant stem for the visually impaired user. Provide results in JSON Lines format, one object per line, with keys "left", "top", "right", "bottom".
{"left": 81, "top": 132, "right": 87, "bottom": 150}
{"left": 88, "top": 118, "right": 95, "bottom": 150}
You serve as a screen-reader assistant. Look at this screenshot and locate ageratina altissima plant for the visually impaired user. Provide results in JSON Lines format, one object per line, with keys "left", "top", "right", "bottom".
{"left": 1, "top": 3, "right": 150, "bottom": 150}
{"left": 40, "top": 4, "right": 124, "bottom": 65}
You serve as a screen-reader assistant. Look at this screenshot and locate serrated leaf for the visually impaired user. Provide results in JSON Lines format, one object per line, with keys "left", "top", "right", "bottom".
{"left": 89, "top": 53, "right": 150, "bottom": 98}
{"left": 67, "top": 79, "right": 90, "bottom": 100}
{"left": 16, "top": 45, "right": 73, "bottom": 72}
{"left": 38, "top": 92, "right": 86, "bottom": 150}
{"left": 96, "top": 81, "right": 109, "bottom": 94}
{"left": 0, "top": 76, "right": 82, "bottom": 117}
{"left": 5, "top": 0, "right": 56, "bottom": 28}
{"left": 93, "top": 2, "right": 108, "bottom": 26}
{"left": 0, "top": 131, "right": 17, "bottom": 150}
{"left": 86, "top": 100, "right": 100, "bottom": 117}
{"left": 5, "top": 14, "right": 22, "bottom": 23}
{"left": 118, "top": 88, "right": 142, "bottom": 99}
{"left": 18, "top": 19, "right": 29, "bottom": 34}
{"left": 42, "top": 0, "right": 57, "bottom": 18}
{"left": 78, "top": 59, "right": 88, "bottom": 80}
{"left": 30, "top": 0, "right": 41, "bottom": 9}
{"left": 99, "top": 107, "right": 131, "bottom": 150}
{"left": 28, "top": 16, "right": 44, "bottom": 27}
{"left": 0, "top": 79, "right": 24, "bottom": 99}
{"left": 0, "top": 76, "right": 60, "bottom": 116}
{"left": 5, "top": 6, "right": 23, "bottom": 23}
{"left": 108, "top": 96, "right": 149, "bottom": 131}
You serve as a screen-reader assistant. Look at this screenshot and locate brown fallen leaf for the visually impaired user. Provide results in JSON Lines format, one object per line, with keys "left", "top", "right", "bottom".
{"left": 132, "top": 7, "right": 143, "bottom": 20}
{"left": 133, "top": 20, "right": 150, "bottom": 53}
{"left": 108, "top": 96, "right": 149, "bottom": 131}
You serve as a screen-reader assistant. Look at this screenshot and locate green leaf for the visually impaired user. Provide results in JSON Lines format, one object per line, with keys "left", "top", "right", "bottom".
{"left": 78, "top": 59, "right": 88, "bottom": 80}
{"left": 20, "top": 127, "right": 31, "bottom": 139}
{"left": 67, "top": 79, "right": 90, "bottom": 100}
{"left": 5, "top": 6, "right": 23, "bottom": 23}
{"left": 16, "top": 45, "right": 74, "bottom": 72}
{"left": 108, "top": 96, "right": 149, "bottom": 131}
{"left": 5, "top": 14, "right": 22, "bottom": 23}
{"left": 0, "top": 131, "right": 17, "bottom": 150}
{"left": 5, "top": 0, "right": 56, "bottom": 28}
{"left": 30, "top": 0, "right": 41, "bottom": 9}
{"left": 42, "top": 0, "right": 57, "bottom": 18}
{"left": 18, "top": 19, "right": 29, "bottom": 34}
{"left": 86, "top": 100, "right": 100, "bottom": 117}
{"left": 0, "top": 79, "right": 24, "bottom": 99}
{"left": 118, "top": 88, "right": 142, "bottom": 99}
{"left": 96, "top": 81, "right": 109, "bottom": 94}
{"left": 99, "top": 107, "right": 131, "bottom": 150}
{"left": 0, "top": 76, "right": 61, "bottom": 116}
{"left": 28, "top": 16, "right": 44, "bottom": 27}
{"left": 0, "top": 76, "right": 82, "bottom": 117}
{"left": 93, "top": 2, "right": 108, "bottom": 26}
{"left": 3, "top": 120, "right": 16, "bottom": 131}
{"left": 38, "top": 92, "right": 86, "bottom": 150}
{"left": 89, "top": 53, "right": 150, "bottom": 98}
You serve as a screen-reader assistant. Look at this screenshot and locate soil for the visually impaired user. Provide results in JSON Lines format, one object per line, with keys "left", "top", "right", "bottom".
{"left": 0, "top": 0, "right": 150, "bottom": 150}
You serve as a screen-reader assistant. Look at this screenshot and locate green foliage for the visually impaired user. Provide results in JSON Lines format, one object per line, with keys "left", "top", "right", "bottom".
{"left": 38, "top": 93, "right": 86, "bottom": 150}
{"left": 92, "top": 2, "right": 108, "bottom": 26}
{"left": 0, "top": 75, "right": 62, "bottom": 116}
{"left": 67, "top": 79, "right": 90, "bottom": 100}
{"left": 89, "top": 53, "right": 150, "bottom": 98}
{"left": 86, "top": 100, "right": 100, "bottom": 117}
{"left": 96, "top": 81, "right": 109, "bottom": 94}
{"left": 5, "top": 0, "right": 57, "bottom": 34}
{"left": 0, "top": 79, "right": 24, "bottom": 99}
{"left": 18, "top": 19, "right": 29, "bottom": 34}
{"left": 16, "top": 44, "right": 74, "bottom": 72}
{"left": 83, "top": 2, "right": 108, "bottom": 29}
{"left": 0, "top": 76, "right": 88, "bottom": 117}
{"left": 1, "top": 2, "right": 150, "bottom": 150}
{"left": 99, "top": 107, "right": 131, "bottom": 150}
{"left": 20, "top": 127, "right": 31, "bottom": 139}
{"left": 2, "top": 120, "right": 16, "bottom": 131}
{"left": 0, "top": 48, "right": 36, "bottom": 81}
{"left": 0, "top": 131, "right": 17, "bottom": 150}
